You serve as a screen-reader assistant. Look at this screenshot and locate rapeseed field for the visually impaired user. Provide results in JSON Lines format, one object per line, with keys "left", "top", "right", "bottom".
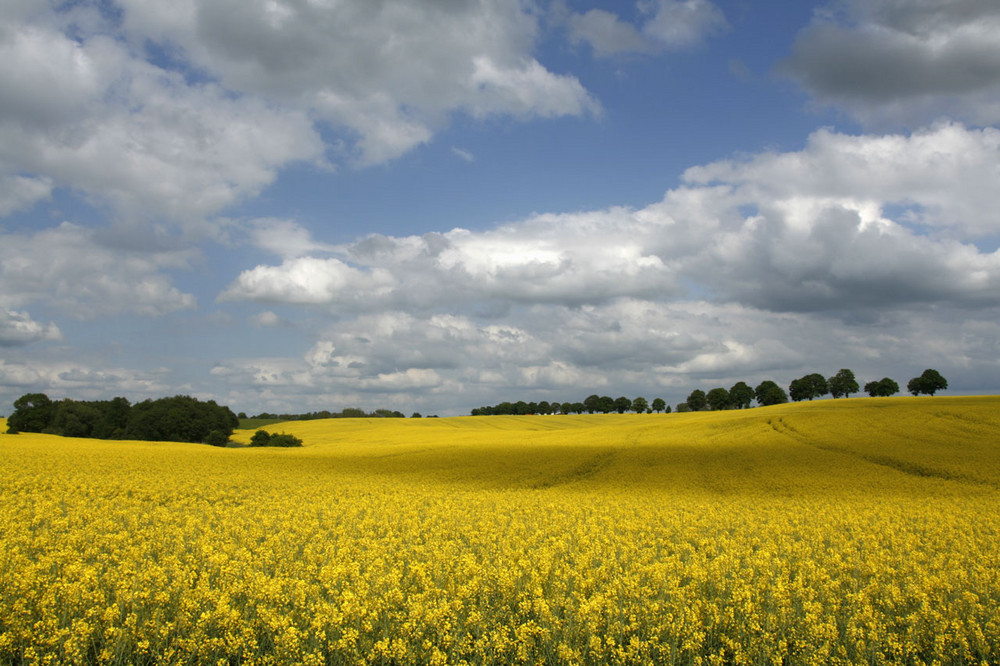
{"left": 2, "top": 396, "right": 1000, "bottom": 664}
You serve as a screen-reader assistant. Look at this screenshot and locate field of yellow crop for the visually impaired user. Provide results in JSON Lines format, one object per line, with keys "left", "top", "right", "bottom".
{"left": 2, "top": 396, "right": 1000, "bottom": 664}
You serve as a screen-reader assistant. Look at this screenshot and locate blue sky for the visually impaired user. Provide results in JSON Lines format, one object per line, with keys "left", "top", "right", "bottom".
{"left": 2, "top": 0, "right": 1000, "bottom": 416}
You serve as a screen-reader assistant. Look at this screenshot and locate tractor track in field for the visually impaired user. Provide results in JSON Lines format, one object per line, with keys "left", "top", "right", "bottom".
{"left": 767, "top": 417, "right": 998, "bottom": 489}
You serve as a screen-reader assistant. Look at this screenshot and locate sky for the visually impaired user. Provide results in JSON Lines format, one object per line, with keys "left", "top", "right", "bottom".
{"left": 2, "top": 0, "right": 1000, "bottom": 417}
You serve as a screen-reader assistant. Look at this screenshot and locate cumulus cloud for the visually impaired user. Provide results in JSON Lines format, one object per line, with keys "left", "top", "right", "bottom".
{"left": 210, "top": 123, "right": 1000, "bottom": 411}
{"left": 0, "top": 1, "right": 597, "bottom": 233}
{"left": 782, "top": 0, "right": 1000, "bottom": 126}
{"left": 207, "top": 297, "right": 1000, "bottom": 414}
{"left": 0, "top": 357, "right": 172, "bottom": 402}
{"left": 222, "top": 124, "right": 1000, "bottom": 317}
{"left": 567, "top": 0, "right": 727, "bottom": 57}
{"left": 0, "top": 222, "right": 196, "bottom": 318}
{"left": 0, "top": 13, "right": 323, "bottom": 229}
{"left": 0, "top": 308, "right": 61, "bottom": 347}
{"left": 114, "top": 0, "right": 598, "bottom": 165}
{"left": 0, "top": 174, "right": 51, "bottom": 216}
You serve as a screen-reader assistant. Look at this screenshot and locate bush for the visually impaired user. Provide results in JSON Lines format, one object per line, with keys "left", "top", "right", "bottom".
{"left": 249, "top": 429, "right": 303, "bottom": 447}
{"left": 205, "top": 430, "right": 230, "bottom": 447}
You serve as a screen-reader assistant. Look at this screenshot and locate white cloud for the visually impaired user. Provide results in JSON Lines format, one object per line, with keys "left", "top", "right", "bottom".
{"left": 247, "top": 218, "right": 336, "bottom": 259}
{"left": 0, "top": 222, "right": 196, "bottom": 318}
{"left": 221, "top": 124, "right": 1000, "bottom": 317}
{"left": 0, "top": 308, "right": 61, "bottom": 347}
{"left": 641, "top": 0, "right": 728, "bottom": 49}
{"left": 249, "top": 311, "right": 283, "bottom": 328}
{"left": 114, "top": 0, "right": 597, "bottom": 165}
{"left": 451, "top": 147, "right": 476, "bottom": 163}
{"left": 782, "top": 0, "right": 1000, "bottom": 126}
{"left": 0, "top": 357, "right": 172, "bottom": 401}
{"left": 567, "top": 0, "right": 726, "bottom": 57}
{"left": 0, "top": 15, "right": 323, "bottom": 229}
{"left": 0, "top": 1, "right": 595, "bottom": 231}
{"left": 0, "top": 174, "right": 51, "bottom": 216}
{"left": 211, "top": 123, "right": 1000, "bottom": 411}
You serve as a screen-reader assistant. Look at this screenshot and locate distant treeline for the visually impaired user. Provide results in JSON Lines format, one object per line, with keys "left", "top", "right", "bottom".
{"left": 472, "top": 369, "right": 949, "bottom": 416}
{"left": 5, "top": 393, "right": 238, "bottom": 445}
{"left": 243, "top": 408, "right": 407, "bottom": 421}
{"left": 472, "top": 396, "right": 670, "bottom": 416}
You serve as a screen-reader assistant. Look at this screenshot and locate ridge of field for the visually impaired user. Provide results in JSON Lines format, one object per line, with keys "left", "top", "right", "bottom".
{"left": 3, "top": 397, "right": 1000, "bottom": 664}
{"left": 232, "top": 396, "right": 1000, "bottom": 493}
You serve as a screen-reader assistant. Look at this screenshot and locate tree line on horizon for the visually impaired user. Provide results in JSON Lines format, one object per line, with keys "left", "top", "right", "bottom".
{"left": 5, "top": 393, "right": 239, "bottom": 445}
{"left": 470, "top": 369, "right": 949, "bottom": 416}
{"left": 243, "top": 407, "right": 407, "bottom": 421}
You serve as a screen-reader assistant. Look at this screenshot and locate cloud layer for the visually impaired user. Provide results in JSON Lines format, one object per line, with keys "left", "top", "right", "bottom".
{"left": 225, "top": 124, "right": 1000, "bottom": 315}
{"left": 783, "top": 0, "right": 1000, "bottom": 126}
{"left": 213, "top": 123, "right": 1000, "bottom": 412}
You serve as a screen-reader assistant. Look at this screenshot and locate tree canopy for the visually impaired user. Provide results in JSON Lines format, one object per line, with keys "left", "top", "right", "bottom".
{"left": 6, "top": 393, "right": 238, "bottom": 444}
{"left": 706, "top": 388, "right": 732, "bottom": 411}
{"left": 864, "top": 378, "right": 900, "bottom": 397}
{"left": 907, "top": 369, "right": 948, "bottom": 396}
{"left": 828, "top": 369, "right": 859, "bottom": 399}
{"left": 789, "top": 374, "right": 829, "bottom": 402}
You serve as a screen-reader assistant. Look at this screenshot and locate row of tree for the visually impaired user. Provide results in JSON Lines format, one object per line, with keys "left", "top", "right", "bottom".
{"left": 683, "top": 369, "right": 948, "bottom": 411}
{"left": 472, "top": 395, "right": 670, "bottom": 416}
{"left": 5, "top": 393, "right": 239, "bottom": 444}
{"left": 471, "top": 369, "right": 949, "bottom": 417}
{"left": 244, "top": 408, "right": 406, "bottom": 420}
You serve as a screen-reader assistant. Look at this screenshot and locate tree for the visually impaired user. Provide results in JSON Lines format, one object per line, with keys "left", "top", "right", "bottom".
{"left": 651, "top": 398, "right": 666, "bottom": 413}
{"left": 613, "top": 396, "right": 632, "bottom": 414}
{"left": 706, "top": 388, "right": 731, "bottom": 411}
{"left": 686, "top": 389, "right": 707, "bottom": 411}
{"left": 631, "top": 396, "right": 649, "bottom": 413}
{"left": 205, "top": 430, "right": 229, "bottom": 447}
{"left": 249, "top": 429, "right": 302, "bottom": 447}
{"left": 598, "top": 396, "right": 616, "bottom": 414}
{"left": 584, "top": 394, "right": 601, "bottom": 414}
{"left": 250, "top": 429, "right": 272, "bottom": 447}
{"left": 8, "top": 393, "right": 54, "bottom": 433}
{"left": 754, "top": 381, "right": 788, "bottom": 406}
{"left": 907, "top": 369, "right": 948, "bottom": 396}
{"left": 789, "top": 374, "right": 828, "bottom": 401}
{"left": 729, "top": 382, "right": 754, "bottom": 409}
{"left": 828, "top": 369, "right": 859, "bottom": 399}
{"left": 864, "top": 377, "right": 899, "bottom": 397}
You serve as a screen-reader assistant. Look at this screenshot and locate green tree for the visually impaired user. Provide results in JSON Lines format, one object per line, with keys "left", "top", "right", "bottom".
{"left": 651, "top": 398, "right": 666, "bottom": 413}
{"left": 706, "top": 387, "right": 731, "bottom": 411}
{"left": 907, "top": 369, "right": 948, "bottom": 396}
{"left": 828, "top": 368, "right": 859, "bottom": 398}
{"left": 789, "top": 374, "right": 828, "bottom": 401}
{"left": 205, "top": 430, "right": 229, "bottom": 447}
{"left": 8, "top": 393, "right": 54, "bottom": 433}
{"left": 754, "top": 381, "right": 788, "bottom": 406}
{"left": 729, "top": 382, "right": 754, "bottom": 409}
{"left": 686, "top": 389, "right": 707, "bottom": 411}
{"left": 250, "top": 429, "right": 271, "bottom": 447}
{"left": 613, "top": 396, "right": 632, "bottom": 414}
{"left": 598, "top": 396, "right": 616, "bottom": 413}
{"left": 864, "top": 377, "right": 899, "bottom": 397}
{"left": 631, "top": 396, "right": 648, "bottom": 413}
{"left": 584, "top": 394, "right": 601, "bottom": 414}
